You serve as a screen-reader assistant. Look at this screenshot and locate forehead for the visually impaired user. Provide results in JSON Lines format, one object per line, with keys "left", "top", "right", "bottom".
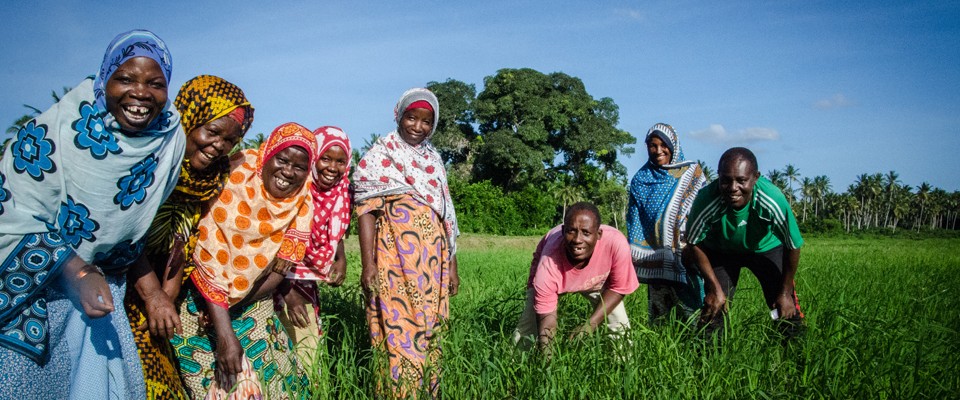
{"left": 564, "top": 209, "right": 599, "bottom": 227}
{"left": 719, "top": 157, "right": 756, "bottom": 176}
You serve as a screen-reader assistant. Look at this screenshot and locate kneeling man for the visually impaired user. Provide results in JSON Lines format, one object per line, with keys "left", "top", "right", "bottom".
{"left": 684, "top": 147, "right": 805, "bottom": 337}
{"left": 514, "top": 202, "right": 639, "bottom": 350}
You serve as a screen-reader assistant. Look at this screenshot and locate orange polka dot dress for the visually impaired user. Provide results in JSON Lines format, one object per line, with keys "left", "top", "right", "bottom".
{"left": 189, "top": 122, "right": 318, "bottom": 309}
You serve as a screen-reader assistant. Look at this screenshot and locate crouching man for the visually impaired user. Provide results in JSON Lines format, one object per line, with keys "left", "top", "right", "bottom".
{"left": 513, "top": 202, "right": 639, "bottom": 350}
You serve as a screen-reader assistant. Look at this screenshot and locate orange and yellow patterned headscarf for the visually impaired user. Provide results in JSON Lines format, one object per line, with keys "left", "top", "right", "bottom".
{"left": 190, "top": 122, "right": 318, "bottom": 308}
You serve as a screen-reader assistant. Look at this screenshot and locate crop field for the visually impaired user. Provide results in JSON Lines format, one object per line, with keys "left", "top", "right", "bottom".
{"left": 297, "top": 235, "right": 960, "bottom": 399}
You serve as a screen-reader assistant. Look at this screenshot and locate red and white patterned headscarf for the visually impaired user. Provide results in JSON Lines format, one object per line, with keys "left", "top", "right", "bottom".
{"left": 288, "top": 126, "right": 352, "bottom": 280}
{"left": 352, "top": 88, "right": 459, "bottom": 254}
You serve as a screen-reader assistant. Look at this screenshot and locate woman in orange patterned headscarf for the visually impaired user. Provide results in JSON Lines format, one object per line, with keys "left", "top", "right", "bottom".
{"left": 172, "top": 122, "right": 317, "bottom": 400}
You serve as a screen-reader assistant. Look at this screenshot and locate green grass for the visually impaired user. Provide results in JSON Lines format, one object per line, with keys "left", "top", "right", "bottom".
{"left": 297, "top": 235, "right": 960, "bottom": 399}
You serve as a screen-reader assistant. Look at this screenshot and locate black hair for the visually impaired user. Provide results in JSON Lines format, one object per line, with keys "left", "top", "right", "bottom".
{"left": 718, "top": 147, "right": 759, "bottom": 174}
{"left": 564, "top": 201, "right": 602, "bottom": 227}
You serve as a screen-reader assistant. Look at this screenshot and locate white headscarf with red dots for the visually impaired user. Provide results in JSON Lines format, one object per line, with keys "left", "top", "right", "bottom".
{"left": 351, "top": 88, "right": 459, "bottom": 254}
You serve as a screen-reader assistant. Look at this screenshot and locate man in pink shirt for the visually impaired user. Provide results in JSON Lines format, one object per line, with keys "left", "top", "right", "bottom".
{"left": 513, "top": 202, "right": 640, "bottom": 350}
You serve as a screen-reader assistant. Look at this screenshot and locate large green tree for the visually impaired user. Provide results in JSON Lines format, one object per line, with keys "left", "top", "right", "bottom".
{"left": 426, "top": 79, "right": 477, "bottom": 173}
{"left": 470, "top": 68, "right": 635, "bottom": 192}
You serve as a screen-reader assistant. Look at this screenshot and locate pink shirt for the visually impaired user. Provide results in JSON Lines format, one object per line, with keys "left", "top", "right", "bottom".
{"left": 526, "top": 224, "right": 639, "bottom": 314}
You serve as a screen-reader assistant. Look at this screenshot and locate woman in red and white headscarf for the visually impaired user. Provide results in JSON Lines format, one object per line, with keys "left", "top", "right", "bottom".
{"left": 276, "top": 126, "right": 352, "bottom": 361}
{"left": 352, "top": 88, "right": 460, "bottom": 398}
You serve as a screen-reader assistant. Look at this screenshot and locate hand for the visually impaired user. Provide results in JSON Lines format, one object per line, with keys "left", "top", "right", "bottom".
{"left": 326, "top": 259, "right": 347, "bottom": 287}
{"left": 283, "top": 289, "right": 312, "bottom": 329}
{"left": 699, "top": 290, "right": 727, "bottom": 324}
{"left": 70, "top": 265, "right": 115, "bottom": 318}
{"left": 569, "top": 323, "right": 595, "bottom": 341}
{"left": 360, "top": 263, "right": 377, "bottom": 297}
{"left": 215, "top": 331, "right": 244, "bottom": 379}
{"left": 774, "top": 291, "right": 798, "bottom": 320}
{"left": 448, "top": 255, "right": 460, "bottom": 297}
{"left": 141, "top": 290, "right": 182, "bottom": 339}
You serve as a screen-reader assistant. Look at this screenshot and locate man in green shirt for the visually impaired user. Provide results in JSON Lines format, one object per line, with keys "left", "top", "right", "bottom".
{"left": 683, "top": 147, "right": 804, "bottom": 337}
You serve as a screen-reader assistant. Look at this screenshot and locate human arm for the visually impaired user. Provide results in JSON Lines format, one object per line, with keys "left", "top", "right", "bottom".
{"left": 236, "top": 265, "right": 288, "bottom": 308}
{"left": 570, "top": 289, "right": 625, "bottom": 340}
{"left": 61, "top": 254, "right": 114, "bottom": 318}
{"left": 129, "top": 254, "right": 181, "bottom": 338}
{"left": 448, "top": 253, "right": 460, "bottom": 296}
{"left": 206, "top": 301, "right": 243, "bottom": 377}
{"left": 281, "top": 281, "right": 312, "bottom": 328}
{"left": 358, "top": 212, "right": 378, "bottom": 296}
{"left": 159, "top": 233, "right": 188, "bottom": 301}
{"left": 325, "top": 240, "right": 347, "bottom": 287}
{"left": 536, "top": 311, "right": 559, "bottom": 352}
{"left": 684, "top": 244, "right": 726, "bottom": 322}
{"left": 774, "top": 247, "right": 801, "bottom": 319}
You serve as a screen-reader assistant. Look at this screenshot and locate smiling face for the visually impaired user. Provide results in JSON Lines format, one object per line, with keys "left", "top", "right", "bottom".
{"left": 562, "top": 209, "right": 602, "bottom": 269}
{"left": 398, "top": 107, "right": 433, "bottom": 146}
{"left": 314, "top": 145, "right": 349, "bottom": 191}
{"left": 104, "top": 57, "right": 168, "bottom": 132}
{"left": 718, "top": 157, "right": 760, "bottom": 209}
{"left": 261, "top": 145, "right": 310, "bottom": 199}
{"left": 646, "top": 136, "right": 672, "bottom": 167}
{"left": 184, "top": 116, "right": 244, "bottom": 172}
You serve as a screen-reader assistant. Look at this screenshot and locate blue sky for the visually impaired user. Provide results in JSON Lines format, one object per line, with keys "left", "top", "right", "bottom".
{"left": 2, "top": 1, "right": 958, "bottom": 191}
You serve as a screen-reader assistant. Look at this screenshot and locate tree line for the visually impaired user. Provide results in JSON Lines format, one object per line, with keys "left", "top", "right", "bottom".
{"left": 5, "top": 68, "right": 958, "bottom": 236}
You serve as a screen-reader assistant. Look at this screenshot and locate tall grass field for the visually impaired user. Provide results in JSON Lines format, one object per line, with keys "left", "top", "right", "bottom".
{"left": 295, "top": 235, "right": 960, "bottom": 399}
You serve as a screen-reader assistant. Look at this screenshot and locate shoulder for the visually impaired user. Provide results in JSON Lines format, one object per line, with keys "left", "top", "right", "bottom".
{"left": 753, "top": 177, "right": 793, "bottom": 219}
{"left": 599, "top": 225, "right": 629, "bottom": 248}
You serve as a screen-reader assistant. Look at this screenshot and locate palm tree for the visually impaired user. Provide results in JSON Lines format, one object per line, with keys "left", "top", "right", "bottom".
{"left": 766, "top": 169, "right": 788, "bottom": 193}
{"left": 783, "top": 164, "right": 800, "bottom": 205}
{"left": 882, "top": 170, "right": 900, "bottom": 228}
{"left": 915, "top": 182, "right": 931, "bottom": 232}
{"left": 698, "top": 161, "right": 716, "bottom": 183}
{"left": 800, "top": 177, "right": 814, "bottom": 223}
{"left": 813, "top": 175, "right": 831, "bottom": 219}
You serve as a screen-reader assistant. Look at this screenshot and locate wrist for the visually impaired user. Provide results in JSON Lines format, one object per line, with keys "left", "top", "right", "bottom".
{"left": 76, "top": 264, "right": 105, "bottom": 280}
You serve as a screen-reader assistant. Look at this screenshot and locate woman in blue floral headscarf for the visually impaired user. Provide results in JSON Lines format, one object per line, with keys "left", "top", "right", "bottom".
{"left": 626, "top": 123, "right": 707, "bottom": 324}
{"left": 0, "top": 30, "right": 186, "bottom": 399}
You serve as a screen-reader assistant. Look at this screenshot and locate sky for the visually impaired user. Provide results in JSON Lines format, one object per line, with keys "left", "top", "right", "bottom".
{"left": 1, "top": 1, "right": 958, "bottom": 191}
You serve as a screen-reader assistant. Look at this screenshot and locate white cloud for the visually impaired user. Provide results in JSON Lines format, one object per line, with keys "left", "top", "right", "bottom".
{"left": 690, "top": 124, "right": 780, "bottom": 144}
{"left": 615, "top": 8, "right": 645, "bottom": 21}
{"left": 814, "top": 93, "right": 855, "bottom": 109}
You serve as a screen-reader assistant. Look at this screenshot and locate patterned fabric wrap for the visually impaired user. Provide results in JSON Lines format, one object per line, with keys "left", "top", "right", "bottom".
{"left": 626, "top": 123, "right": 707, "bottom": 284}
{"left": 171, "top": 287, "right": 308, "bottom": 399}
{"left": 190, "top": 123, "right": 317, "bottom": 308}
{"left": 0, "top": 61, "right": 184, "bottom": 362}
{"left": 94, "top": 29, "right": 174, "bottom": 133}
{"left": 288, "top": 126, "right": 352, "bottom": 281}
{"left": 352, "top": 88, "right": 459, "bottom": 255}
{"left": 356, "top": 194, "right": 450, "bottom": 398}
{"left": 144, "top": 75, "right": 255, "bottom": 260}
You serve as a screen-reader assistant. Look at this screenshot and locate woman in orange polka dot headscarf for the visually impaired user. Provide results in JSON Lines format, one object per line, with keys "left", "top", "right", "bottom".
{"left": 171, "top": 122, "right": 318, "bottom": 399}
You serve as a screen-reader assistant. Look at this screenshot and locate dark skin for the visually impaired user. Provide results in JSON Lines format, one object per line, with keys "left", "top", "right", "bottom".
{"left": 359, "top": 107, "right": 460, "bottom": 298}
{"left": 208, "top": 146, "right": 311, "bottom": 379}
{"left": 637, "top": 135, "right": 673, "bottom": 271}
{"left": 535, "top": 210, "right": 625, "bottom": 350}
{"left": 684, "top": 157, "right": 801, "bottom": 323}
{"left": 283, "top": 241, "right": 346, "bottom": 328}
{"left": 130, "top": 115, "right": 245, "bottom": 339}
{"left": 62, "top": 254, "right": 115, "bottom": 318}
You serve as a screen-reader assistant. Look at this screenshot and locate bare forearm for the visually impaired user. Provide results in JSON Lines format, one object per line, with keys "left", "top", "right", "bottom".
{"left": 358, "top": 213, "right": 377, "bottom": 271}
{"left": 130, "top": 255, "right": 164, "bottom": 300}
{"left": 587, "top": 289, "right": 624, "bottom": 329}
{"left": 781, "top": 248, "right": 800, "bottom": 294}
{"left": 536, "top": 312, "right": 558, "bottom": 348}
{"left": 686, "top": 244, "right": 719, "bottom": 294}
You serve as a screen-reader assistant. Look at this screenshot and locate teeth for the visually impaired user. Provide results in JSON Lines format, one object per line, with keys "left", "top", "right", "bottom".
{"left": 275, "top": 178, "right": 290, "bottom": 189}
{"left": 124, "top": 105, "right": 149, "bottom": 115}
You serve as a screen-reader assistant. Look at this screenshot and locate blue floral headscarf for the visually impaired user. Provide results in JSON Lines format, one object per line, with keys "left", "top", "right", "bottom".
{"left": 93, "top": 29, "right": 173, "bottom": 113}
{"left": 0, "top": 30, "right": 185, "bottom": 363}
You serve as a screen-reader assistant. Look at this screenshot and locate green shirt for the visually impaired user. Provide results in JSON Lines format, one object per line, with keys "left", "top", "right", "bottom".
{"left": 685, "top": 177, "right": 803, "bottom": 253}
